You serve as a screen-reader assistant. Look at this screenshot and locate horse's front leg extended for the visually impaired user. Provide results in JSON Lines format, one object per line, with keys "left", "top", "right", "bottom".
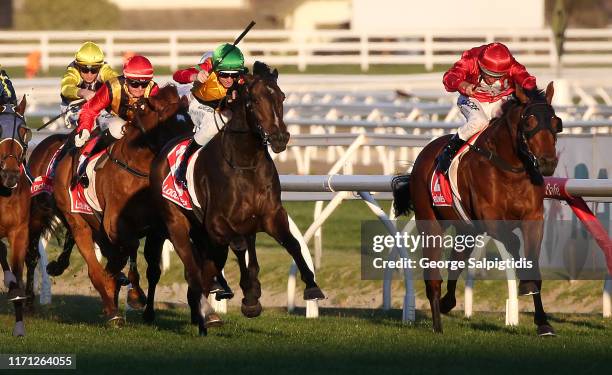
{"left": 521, "top": 220, "right": 555, "bottom": 336}
{"left": 263, "top": 207, "right": 324, "bottom": 301}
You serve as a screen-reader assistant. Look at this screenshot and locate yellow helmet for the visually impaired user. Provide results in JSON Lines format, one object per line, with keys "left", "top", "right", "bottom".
{"left": 75, "top": 42, "right": 105, "bottom": 67}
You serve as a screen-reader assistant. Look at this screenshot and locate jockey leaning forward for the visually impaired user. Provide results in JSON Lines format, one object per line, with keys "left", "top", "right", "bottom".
{"left": 47, "top": 42, "right": 119, "bottom": 179}
{"left": 73, "top": 55, "right": 158, "bottom": 187}
{"left": 436, "top": 42, "right": 537, "bottom": 174}
{"left": 172, "top": 43, "right": 245, "bottom": 187}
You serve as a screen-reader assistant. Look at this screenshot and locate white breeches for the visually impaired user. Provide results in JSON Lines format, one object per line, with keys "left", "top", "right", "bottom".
{"left": 188, "top": 96, "right": 231, "bottom": 146}
{"left": 456, "top": 95, "right": 510, "bottom": 141}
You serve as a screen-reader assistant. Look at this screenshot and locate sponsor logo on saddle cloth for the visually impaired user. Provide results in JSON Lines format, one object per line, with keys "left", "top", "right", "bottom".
{"left": 31, "top": 145, "right": 64, "bottom": 197}
{"left": 68, "top": 136, "right": 105, "bottom": 214}
{"left": 161, "top": 140, "right": 202, "bottom": 210}
{"left": 430, "top": 131, "right": 484, "bottom": 215}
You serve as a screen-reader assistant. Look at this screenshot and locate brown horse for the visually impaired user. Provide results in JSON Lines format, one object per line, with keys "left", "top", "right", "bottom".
{"left": 393, "top": 83, "right": 561, "bottom": 335}
{"left": 0, "top": 98, "right": 32, "bottom": 336}
{"left": 28, "top": 85, "right": 189, "bottom": 324}
{"left": 150, "top": 62, "right": 324, "bottom": 335}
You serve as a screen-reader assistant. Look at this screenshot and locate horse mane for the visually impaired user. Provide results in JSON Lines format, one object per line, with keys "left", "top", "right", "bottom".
{"left": 492, "top": 86, "right": 547, "bottom": 186}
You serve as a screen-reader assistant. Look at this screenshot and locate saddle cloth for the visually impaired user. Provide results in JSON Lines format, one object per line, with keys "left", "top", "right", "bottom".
{"left": 430, "top": 131, "right": 484, "bottom": 222}
{"left": 161, "top": 140, "right": 202, "bottom": 210}
{"left": 31, "top": 145, "right": 63, "bottom": 197}
{"left": 69, "top": 137, "right": 106, "bottom": 214}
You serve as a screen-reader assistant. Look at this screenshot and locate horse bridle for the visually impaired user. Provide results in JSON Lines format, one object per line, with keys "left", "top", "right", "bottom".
{"left": 214, "top": 81, "right": 274, "bottom": 170}
{"left": 468, "top": 99, "right": 560, "bottom": 174}
{"left": 0, "top": 106, "right": 28, "bottom": 172}
{"left": 519, "top": 101, "right": 562, "bottom": 140}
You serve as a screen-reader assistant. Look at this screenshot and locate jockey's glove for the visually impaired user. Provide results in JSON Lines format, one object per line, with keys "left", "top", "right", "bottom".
{"left": 74, "top": 129, "right": 90, "bottom": 147}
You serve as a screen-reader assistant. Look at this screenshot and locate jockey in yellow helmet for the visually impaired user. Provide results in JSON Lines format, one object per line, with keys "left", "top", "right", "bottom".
{"left": 60, "top": 41, "right": 118, "bottom": 109}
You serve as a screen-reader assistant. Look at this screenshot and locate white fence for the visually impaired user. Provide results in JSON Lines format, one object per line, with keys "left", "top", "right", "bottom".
{"left": 2, "top": 28, "right": 612, "bottom": 72}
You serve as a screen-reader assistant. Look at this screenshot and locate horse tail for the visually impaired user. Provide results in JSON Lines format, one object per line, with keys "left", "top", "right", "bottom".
{"left": 391, "top": 174, "right": 413, "bottom": 216}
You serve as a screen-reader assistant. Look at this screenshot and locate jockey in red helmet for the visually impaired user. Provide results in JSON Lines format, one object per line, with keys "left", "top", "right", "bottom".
{"left": 437, "top": 42, "right": 537, "bottom": 173}
{"left": 73, "top": 55, "right": 159, "bottom": 187}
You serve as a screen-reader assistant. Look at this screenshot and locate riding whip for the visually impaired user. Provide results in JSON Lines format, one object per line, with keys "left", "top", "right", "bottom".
{"left": 37, "top": 99, "right": 85, "bottom": 131}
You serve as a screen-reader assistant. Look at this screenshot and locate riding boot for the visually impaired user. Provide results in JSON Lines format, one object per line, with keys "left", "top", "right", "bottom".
{"left": 74, "top": 130, "right": 115, "bottom": 188}
{"left": 175, "top": 139, "right": 200, "bottom": 188}
{"left": 436, "top": 133, "right": 466, "bottom": 174}
{"left": 49, "top": 137, "right": 74, "bottom": 178}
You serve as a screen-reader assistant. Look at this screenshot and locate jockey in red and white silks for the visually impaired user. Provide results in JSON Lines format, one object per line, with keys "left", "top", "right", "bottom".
{"left": 436, "top": 42, "right": 537, "bottom": 173}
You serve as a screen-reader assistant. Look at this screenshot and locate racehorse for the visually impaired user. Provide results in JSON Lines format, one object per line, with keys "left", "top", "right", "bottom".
{"left": 150, "top": 62, "right": 325, "bottom": 335}
{"left": 28, "top": 85, "right": 190, "bottom": 325}
{"left": 392, "top": 83, "right": 562, "bottom": 335}
{"left": 0, "top": 98, "right": 32, "bottom": 336}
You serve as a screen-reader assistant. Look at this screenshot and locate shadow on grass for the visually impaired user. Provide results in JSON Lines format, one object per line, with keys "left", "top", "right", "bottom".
{"left": 0, "top": 294, "right": 194, "bottom": 334}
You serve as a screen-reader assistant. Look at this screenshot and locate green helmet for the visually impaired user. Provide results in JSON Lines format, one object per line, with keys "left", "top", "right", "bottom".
{"left": 213, "top": 43, "right": 244, "bottom": 73}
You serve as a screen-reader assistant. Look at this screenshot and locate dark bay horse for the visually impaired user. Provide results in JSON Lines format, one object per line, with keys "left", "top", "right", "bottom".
{"left": 150, "top": 62, "right": 324, "bottom": 335}
{"left": 393, "top": 83, "right": 562, "bottom": 335}
{"left": 0, "top": 98, "right": 32, "bottom": 336}
{"left": 29, "top": 85, "right": 190, "bottom": 324}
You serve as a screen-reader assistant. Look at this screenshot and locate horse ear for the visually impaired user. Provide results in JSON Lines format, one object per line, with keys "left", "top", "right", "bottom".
{"left": 515, "top": 84, "right": 528, "bottom": 104}
{"left": 545, "top": 81, "right": 554, "bottom": 104}
{"left": 15, "top": 95, "right": 27, "bottom": 116}
{"left": 272, "top": 68, "right": 279, "bottom": 80}
{"left": 147, "top": 96, "right": 164, "bottom": 113}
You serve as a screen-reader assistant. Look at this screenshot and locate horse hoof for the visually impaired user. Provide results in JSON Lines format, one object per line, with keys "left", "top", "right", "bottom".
{"left": 537, "top": 324, "right": 556, "bottom": 337}
{"left": 142, "top": 308, "right": 155, "bottom": 324}
{"left": 13, "top": 321, "right": 25, "bottom": 337}
{"left": 303, "top": 287, "right": 325, "bottom": 301}
{"left": 107, "top": 315, "right": 125, "bottom": 328}
{"left": 46, "top": 261, "right": 67, "bottom": 276}
{"left": 127, "top": 288, "right": 147, "bottom": 310}
{"left": 210, "top": 281, "right": 224, "bottom": 294}
{"left": 198, "top": 326, "right": 208, "bottom": 337}
{"left": 439, "top": 295, "right": 456, "bottom": 314}
{"left": 3, "top": 270, "right": 16, "bottom": 288}
{"left": 241, "top": 301, "right": 262, "bottom": 318}
{"left": 7, "top": 287, "right": 27, "bottom": 302}
{"left": 204, "top": 313, "right": 223, "bottom": 328}
{"left": 518, "top": 281, "right": 539, "bottom": 296}
{"left": 215, "top": 290, "right": 235, "bottom": 301}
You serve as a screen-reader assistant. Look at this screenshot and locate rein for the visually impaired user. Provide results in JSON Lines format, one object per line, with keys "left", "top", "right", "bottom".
{"left": 214, "top": 84, "right": 270, "bottom": 170}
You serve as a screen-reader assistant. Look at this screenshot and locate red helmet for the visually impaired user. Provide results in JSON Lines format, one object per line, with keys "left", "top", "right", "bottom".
{"left": 478, "top": 43, "right": 513, "bottom": 77}
{"left": 123, "top": 55, "right": 154, "bottom": 80}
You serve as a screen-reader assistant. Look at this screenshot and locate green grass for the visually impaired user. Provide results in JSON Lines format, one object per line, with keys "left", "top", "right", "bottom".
{"left": 0, "top": 301, "right": 611, "bottom": 374}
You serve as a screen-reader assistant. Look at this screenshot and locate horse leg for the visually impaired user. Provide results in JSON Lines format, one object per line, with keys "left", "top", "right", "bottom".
{"left": 264, "top": 208, "right": 324, "bottom": 300}
{"left": 24, "top": 232, "right": 41, "bottom": 310}
{"left": 143, "top": 231, "right": 165, "bottom": 324}
{"left": 125, "top": 241, "right": 147, "bottom": 310}
{"left": 521, "top": 221, "right": 555, "bottom": 336}
{"left": 440, "top": 246, "right": 473, "bottom": 314}
{"left": 165, "top": 212, "right": 221, "bottom": 331}
{"left": 8, "top": 224, "right": 29, "bottom": 336}
{"left": 46, "top": 232, "right": 75, "bottom": 276}
{"left": 103, "top": 247, "right": 128, "bottom": 326}
{"left": 235, "top": 235, "right": 262, "bottom": 318}
{"left": 67, "top": 217, "right": 118, "bottom": 321}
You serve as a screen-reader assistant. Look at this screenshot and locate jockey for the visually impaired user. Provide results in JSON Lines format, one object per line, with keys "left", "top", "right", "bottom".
{"left": 173, "top": 43, "right": 245, "bottom": 187}
{"left": 437, "top": 42, "right": 537, "bottom": 173}
{"left": 0, "top": 65, "right": 17, "bottom": 106}
{"left": 60, "top": 41, "right": 118, "bottom": 127}
{"left": 73, "top": 55, "right": 158, "bottom": 187}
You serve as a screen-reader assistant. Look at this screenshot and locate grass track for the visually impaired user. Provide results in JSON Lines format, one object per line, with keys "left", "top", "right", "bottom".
{"left": 0, "top": 298, "right": 611, "bottom": 374}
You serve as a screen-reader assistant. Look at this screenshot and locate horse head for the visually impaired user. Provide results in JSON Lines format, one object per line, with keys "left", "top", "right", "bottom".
{"left": 243, "top": 61, "right": 289, "bottom": 153}
{"left": 512, "top": 82, "right": 561, "bottom": 178}
{"left": 0, "top": 96, "right": 30, "bottom": 189}
{"left": 128, "top": 85, "right": 184, "bottom": 147}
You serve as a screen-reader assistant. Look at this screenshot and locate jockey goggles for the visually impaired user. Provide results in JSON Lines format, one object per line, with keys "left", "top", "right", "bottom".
{"left": 127, "top": 78, "right": 151, "bottom": 88}
{"left": 217, "top": 71, "right": 240, "bottom": 79}
{"left": 78, "top": 65, "right": 100, "bottom": 74}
